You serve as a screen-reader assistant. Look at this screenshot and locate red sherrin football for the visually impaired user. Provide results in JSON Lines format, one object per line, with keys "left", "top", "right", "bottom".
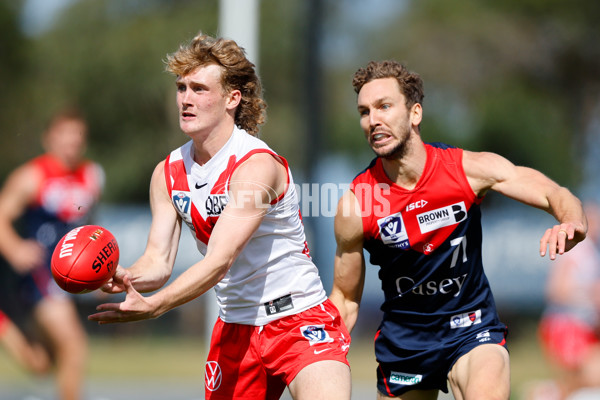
{"left": 51, "top": 225, "right": 119, "bottom": 294}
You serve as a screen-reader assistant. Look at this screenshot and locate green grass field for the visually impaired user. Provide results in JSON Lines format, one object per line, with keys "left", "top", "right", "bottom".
{"left": 0, "top": 319, "right": 555, "bottom": 399}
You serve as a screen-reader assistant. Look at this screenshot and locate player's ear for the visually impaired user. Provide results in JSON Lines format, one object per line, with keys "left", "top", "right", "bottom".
{"left": 410, "top": 103, "right": 422, "bottom": 127}
{"left": 226, "top": 89, "right": 242, "bottom": 110}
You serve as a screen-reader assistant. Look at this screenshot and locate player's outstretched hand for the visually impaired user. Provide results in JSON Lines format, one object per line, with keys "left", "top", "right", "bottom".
{"left": 88, "top": 275, "right": 158, "bottom": 324}
{"left": 539, "top": 222, "right": 586, "bottom": 260}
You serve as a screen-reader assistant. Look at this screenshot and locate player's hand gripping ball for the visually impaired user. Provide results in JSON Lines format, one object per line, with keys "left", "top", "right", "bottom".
{"left": 51, "top": 225, "right": 119, "bottom": 294}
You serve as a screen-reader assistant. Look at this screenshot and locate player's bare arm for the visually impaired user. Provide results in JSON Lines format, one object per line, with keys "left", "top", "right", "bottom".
{"left": 102, "top": 161, "right": 182, "bottom": 294}
{"left": 463, "top": 150, "right": 586, "bottom": 259}
{"left": 90, "top": 153, "right": 286, "bottom": 323}
{"left": 0, "top": 164, "right": 46, "bottom": 272}
{"left": 329, "top": 189, "right": 366, "bottom": 333}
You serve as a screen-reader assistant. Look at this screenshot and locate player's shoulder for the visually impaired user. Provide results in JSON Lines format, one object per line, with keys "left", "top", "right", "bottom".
{"left": 149, "top": 159, "right": 168, "bottom": 190}
{"left": 149, "top": 160, "right": 172, "bottom": 200}
{"left": 426, "top": 143, "right": 510, "bottom": 175}
{"left": 0, "top": 160, "right": 43, "bottom": 204}
{"left": 425, "top": 141, "right": 457, "bottom": 150}
{"left": 166, "top": 140, "right": 193, "bottom": 163}
{"left": 462, "top": 150, "right": 512, "bottom": 174}
{"left": 335, "top": 190, "right": 363, "bottom": 233}
{"left": 352, "top": 157, "right": 378, "bottom": 183}
{"left": 153, "top": 159, "right": 167, "bottom": 177}
{"left": 232, "top": 151, "right": 285, "bottom": 187}
{"left": 8, "top": 159, "right": 43, "bottom": 188}
{"left": 232, "top": 130, "right": 283, "bottom": 175}
{"left": 425, "top": 141, "right": 464, "bottom": 162}
{"left": 235, "top": 127, "right": 269, "bottom": 148}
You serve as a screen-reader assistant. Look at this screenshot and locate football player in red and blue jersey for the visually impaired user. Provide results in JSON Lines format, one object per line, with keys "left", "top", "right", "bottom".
{"left": 0, "top": 108, "right": 104, "bottom": 400}
{"left": 329, "top": 60, "right": 587, "bottom": 400}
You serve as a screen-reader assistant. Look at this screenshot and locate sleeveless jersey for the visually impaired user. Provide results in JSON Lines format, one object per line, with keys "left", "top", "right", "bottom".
{"left": 24, "top": 154, "right": 104, "bottom": 262}
{"left": 164, "top": 127, "right": 326, "bottom": 325}
{"left": 352, "top": 142, "right": 503, "bottom": 348}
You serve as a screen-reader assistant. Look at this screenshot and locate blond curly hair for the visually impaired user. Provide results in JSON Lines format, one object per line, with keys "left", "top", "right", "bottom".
{"left": 165, "top": 33, "right": 266, "bottom": 136}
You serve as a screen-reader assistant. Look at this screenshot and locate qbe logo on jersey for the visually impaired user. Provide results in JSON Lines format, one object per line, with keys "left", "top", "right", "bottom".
{"left": 417, "top": 201, "right": 467, "bottom": 234}
{"left": 377, "top": 212, "right": 410, "bottom": 249}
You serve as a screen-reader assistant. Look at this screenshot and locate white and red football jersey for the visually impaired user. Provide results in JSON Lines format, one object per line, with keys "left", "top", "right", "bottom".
{"left": 164, "top": 127, "right": 326, "bottom": 325}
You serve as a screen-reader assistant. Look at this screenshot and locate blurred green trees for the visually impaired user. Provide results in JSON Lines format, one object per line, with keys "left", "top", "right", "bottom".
{"left": 1, "top": 0, "right": 598, "bottom": 203}
{"left": 325, "top": 0, "right": 600, "bottom": 190}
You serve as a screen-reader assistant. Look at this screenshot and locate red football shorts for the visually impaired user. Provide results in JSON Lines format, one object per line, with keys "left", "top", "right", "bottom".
{"left": 539, "top": 314, "right": 600, "bottom": 369}
{"left": 204, "top": 299, "right": 351, "bottom": 400}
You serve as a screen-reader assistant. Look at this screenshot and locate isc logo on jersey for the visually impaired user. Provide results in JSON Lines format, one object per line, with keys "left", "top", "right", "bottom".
{"left": 417, "top": 201, "right": 467, "bottom": 234}
{"left": 377, "top": 212, "right": 410, "bottom": 249}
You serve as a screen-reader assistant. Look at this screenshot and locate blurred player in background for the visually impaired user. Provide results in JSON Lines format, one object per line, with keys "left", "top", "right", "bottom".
{"left": 329, "top": 60, "right": 587, "bottom": 400}
{"left": 0, "top": 108, "right": 104, "bottom": 400}
{"left": 530, "top": 202, "right": 600, "bottom": 400}
{"left": 0, "top": 309, "right": 50, "bottom": 374}
{"left": 89, "top": 33, "right": 351, "bottom": 400}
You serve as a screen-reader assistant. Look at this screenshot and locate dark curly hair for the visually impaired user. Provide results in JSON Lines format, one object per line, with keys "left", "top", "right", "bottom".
{"left": 352, "top": 60, "right": 424, "bottom": 108}
{"left": 165, "top": 33, "right": 266, "bottom": 136}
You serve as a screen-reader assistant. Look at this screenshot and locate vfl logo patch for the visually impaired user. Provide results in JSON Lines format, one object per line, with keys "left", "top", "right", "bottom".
{"left": 205, "top": 361, "right": 222, "bottom": 391}
{"left": 172, "top": 191, "right": 195, "bottom": 231}
{"left": 173, "top": 192, "right": 191, "bottom": 214}
{"left": 377, "top": 212, "right": 410, "bottom": 249}
{"left": 450, "top": 309, "right": 482, "bottom": 329}
{"left": 389, "top": 371, "right": 423, "bottom": 386}
{"left": 417, "top": 202, "right": 467, "bottom": 233}
{"left": 300, "top": 325, "right": 334, "bottom": 346}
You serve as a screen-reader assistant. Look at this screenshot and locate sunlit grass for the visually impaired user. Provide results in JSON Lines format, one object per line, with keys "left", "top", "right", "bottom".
{"left": 0, "top": 320, "right": 554, "bottom": 399}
